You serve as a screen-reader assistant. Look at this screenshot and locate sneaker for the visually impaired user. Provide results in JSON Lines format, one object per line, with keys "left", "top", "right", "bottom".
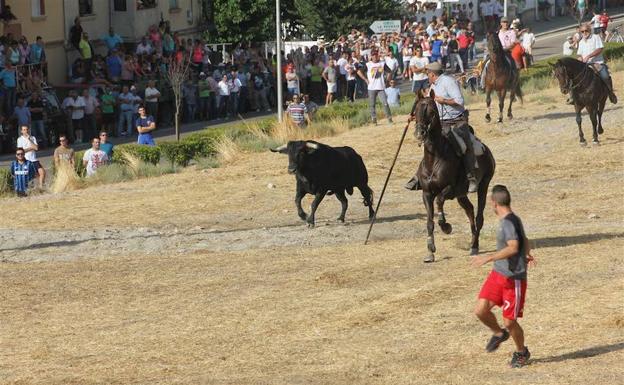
{"left": 485, "top": 329, "right": 509, "bottom": 352}
{"left": 510, "top": 346, "right": 531, "bottom": 368}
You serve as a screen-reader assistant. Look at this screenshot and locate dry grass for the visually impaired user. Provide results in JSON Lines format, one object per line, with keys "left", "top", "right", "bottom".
{"left": 49, "top": 161, "right": 83, "bottom": 193}
{"left": 215, "top": 135, "right": 242, "bottom": 164}
{"left": 0, "top": 71, "right": 622, "bottom": 384}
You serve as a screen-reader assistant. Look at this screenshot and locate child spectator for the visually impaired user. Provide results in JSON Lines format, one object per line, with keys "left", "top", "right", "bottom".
{"left": 385, "top": 79, "right": 400, "bottom": 107}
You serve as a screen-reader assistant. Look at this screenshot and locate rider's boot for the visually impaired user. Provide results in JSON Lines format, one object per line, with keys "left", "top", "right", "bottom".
{"left": 464, "top": 143, "right": 479, "bottom": 193}
{"left": 606, "top": 76, "right": 618, "bottom": 104}
{"left": 404, "top": 175, "right": 421, "bottom": 191}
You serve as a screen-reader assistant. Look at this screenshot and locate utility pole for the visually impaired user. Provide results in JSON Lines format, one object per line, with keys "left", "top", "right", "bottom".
{"left": 504, "top": 0, "right": 508, "bottom": 17}
{"left": 276, "top": 0, "right": 283, "bottom": 122}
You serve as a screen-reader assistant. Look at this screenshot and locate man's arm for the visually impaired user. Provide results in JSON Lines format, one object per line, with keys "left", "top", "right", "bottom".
{"left": 579, "top": 47, "right": 603, "bottom": 62}
{"left": 471, "top": 239, "right": 520, "bottom": 266}
{"left": 357, "top": 68, "right": 368, "bottom": 83}
{"left": 434, "top": 81, "right": 464, "bottom": 106}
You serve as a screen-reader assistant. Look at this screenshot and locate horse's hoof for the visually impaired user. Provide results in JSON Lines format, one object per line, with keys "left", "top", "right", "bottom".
{"left": 485, "top": 114, "right": 491, "bottom": 122}
{"left": 470, "top": 247, "right": 479, "bottom": 256}
{"left": 580, "top": 141, "right": 587, "bottom": 147}
{"left": 423, "top": 254, "right": 435, "bottom": 263}
{"left": 306, "top": 220, "right": 315, "bottom": 228}
{"left": 497, "top": 117, "right": 503, "bottom": 123}
{"left": 592, "top": 140, "right": 600, "bottom": 146}
{"left": 440, "top": 222, "right": 453, "bottom": 234}
{"left": 507, "top": 113, "right": 513, "bottom": 120}
{"left": 336, "top": 217, "right": 345, "bottom": 223}
{"left": 598, "top": 127, "right": 604, "bottom": 134}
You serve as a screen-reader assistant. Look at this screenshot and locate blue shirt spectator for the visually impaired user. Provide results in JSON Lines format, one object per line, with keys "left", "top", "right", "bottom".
{"left": 136, "top": 114, "right": 156, "bottom": 146}
{"left": 0, "top": 67, "right": 17, "bottom": 88}
{"left": 10, "top": 153, "right": 36, "bottom": 196}
{"left": 13, "top": 102, "right": 31, "bottom": 127}
{"left": 106, "top": 52, "right": 123, "bottom": 78}
{"left": 102, "top": 29, "right": 123, "bottom": 52}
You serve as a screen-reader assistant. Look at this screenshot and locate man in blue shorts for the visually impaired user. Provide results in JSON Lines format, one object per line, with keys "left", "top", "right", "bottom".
{"left": 472, "top": 184, "right": 536, "bottom": 368}
{"left": 136, "top": 106, "right": 156, "bottom": 146}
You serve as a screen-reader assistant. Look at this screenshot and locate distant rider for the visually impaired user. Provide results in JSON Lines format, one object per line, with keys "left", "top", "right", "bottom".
{"left": 406, "top": 62, "right": 479, "bottom": 193}
{"left": 577, "top": 23, "right": 617, "bottom": 104}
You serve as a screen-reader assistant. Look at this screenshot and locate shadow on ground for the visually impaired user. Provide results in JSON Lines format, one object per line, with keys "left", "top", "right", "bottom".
{"left": 532, "top": 342, "right": 624, "bottom": 364}
{"left": 533, "top": 232, "right": 624, "bottom": 249}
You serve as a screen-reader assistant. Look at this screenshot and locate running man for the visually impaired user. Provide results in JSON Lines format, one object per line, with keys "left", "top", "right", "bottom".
{"left": 472, "top": 184, "right": 536, "bottom": 368}
{"left": 356, "top": 50, "right": 392, "bottom": 125}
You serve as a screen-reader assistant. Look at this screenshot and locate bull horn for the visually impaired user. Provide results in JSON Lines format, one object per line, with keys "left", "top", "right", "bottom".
{"left": 271, "top": 144, "right": 288, "bottom": 153}
{"left": 305, "top": 142, "right": 319, "bottom": 150}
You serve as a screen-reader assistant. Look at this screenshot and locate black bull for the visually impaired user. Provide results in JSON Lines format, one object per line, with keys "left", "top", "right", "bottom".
{"left": 271, "top": 141, "right": 375, "bottom": 227}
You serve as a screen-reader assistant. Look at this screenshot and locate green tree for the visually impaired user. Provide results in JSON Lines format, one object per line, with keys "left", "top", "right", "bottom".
{"left": 207, "top": 0, "right": 274, "bottom": 43}
{"left": 293, "top": 0, "right": 402, "bottom": 39}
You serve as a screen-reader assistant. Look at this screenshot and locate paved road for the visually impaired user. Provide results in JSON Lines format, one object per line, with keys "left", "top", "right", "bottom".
{"left": 2, "top": 18, "right": 623, "bottom": 167}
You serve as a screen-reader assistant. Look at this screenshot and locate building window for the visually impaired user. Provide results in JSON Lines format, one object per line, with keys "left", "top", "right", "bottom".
{"left": 114, "top": 0, "right": 127, "bottom": 12}
{"left": 32, "top": 0, "right": 45, "bottom": 17}
{"left": 137, "top": 0, "right": 157, "bottom": 10}
{"left": 169, "top": 0, "right": 179, "bottom": 9}
{"left": 78, "top": 0, "right": 93, "bottom": 16}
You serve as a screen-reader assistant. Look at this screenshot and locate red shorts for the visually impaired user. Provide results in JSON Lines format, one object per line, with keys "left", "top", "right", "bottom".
{"left": 479, "top": 270, "right": 527, "bottom": 320}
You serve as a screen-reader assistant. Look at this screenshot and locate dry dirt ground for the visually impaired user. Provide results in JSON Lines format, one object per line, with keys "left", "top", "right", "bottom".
{"left": 0, "top": 73, "right": 622, "bottom": 384}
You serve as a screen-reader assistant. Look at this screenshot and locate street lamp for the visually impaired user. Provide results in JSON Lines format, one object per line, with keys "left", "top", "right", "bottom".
{"left": 276, "top": 0, "right": 283, "bottom": 122}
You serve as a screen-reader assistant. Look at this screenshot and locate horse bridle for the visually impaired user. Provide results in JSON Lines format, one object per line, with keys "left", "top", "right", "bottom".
{"left": 415, "top": 100, "right": 438, "bottom": 146}
{"left": 558, "top": 63, "right": 590, "bottom": 93}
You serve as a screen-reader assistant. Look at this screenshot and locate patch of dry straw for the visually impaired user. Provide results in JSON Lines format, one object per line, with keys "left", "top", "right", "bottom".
{"left": 215, "top": 135, "right": 242, "bottom": 164}
{"left": 50, "top": 161, "right": 82, "bottom": 193}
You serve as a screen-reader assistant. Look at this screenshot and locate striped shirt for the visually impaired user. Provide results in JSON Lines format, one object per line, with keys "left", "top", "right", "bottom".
{"left": 10, "top": 160, "right": 36, "bottom": 193}
{"left": 286, "top": 102, "right": 308, "bottom": 125}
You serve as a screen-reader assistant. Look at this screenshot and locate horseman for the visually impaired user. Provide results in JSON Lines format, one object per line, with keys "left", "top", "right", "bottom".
{"left": 406, "top": 62, "right": 479, "bottom": 193}
{"left": 576, "top": 23, "right": 617, "bottom": 104}
{"left": 480, "top": 17, "right": 524, "bottom": 88}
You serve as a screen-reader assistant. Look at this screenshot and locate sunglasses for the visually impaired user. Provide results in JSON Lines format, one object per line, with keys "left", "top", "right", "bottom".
{"left": 16, "top": 153, "right": 24, "bottom": 156}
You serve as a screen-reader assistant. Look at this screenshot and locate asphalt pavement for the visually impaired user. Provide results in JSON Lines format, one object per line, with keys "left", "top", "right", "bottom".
{"left": 2, "top": 15, "right": 623, "bottom": 167}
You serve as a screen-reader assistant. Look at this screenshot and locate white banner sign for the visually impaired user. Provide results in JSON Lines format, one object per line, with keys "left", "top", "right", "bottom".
{"left": 369, "top": 20, "right": 402, "bottom": 34}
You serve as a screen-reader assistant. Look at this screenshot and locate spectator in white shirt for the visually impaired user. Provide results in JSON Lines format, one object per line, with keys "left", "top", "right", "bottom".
{"left": 82, "top": 89, "right": 99, "bottom": 142}
{"left": 135, "top": 36, "right": 154, "bottom": 56}
{"left": 217, "top": 74, "right": 230, "bottom": 119}
{"left": 144, "top": 79, "right": 161, "bottom": 123}
{"left": 61, "top": 90, "right": 86, "bottom": 143}
{"left": 17, "top": 125, "right": 45, "bottom": 188}
{"left": 563, "top": 36, "right": 574, "bottom": 56}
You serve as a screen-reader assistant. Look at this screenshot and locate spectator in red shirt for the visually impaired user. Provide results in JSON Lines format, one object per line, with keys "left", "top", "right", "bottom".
{"left": 457, "top": 28, "right": 473, "bottom": 70}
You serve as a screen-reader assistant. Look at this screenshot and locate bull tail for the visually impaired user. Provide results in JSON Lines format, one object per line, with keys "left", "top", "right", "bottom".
{"left": 360, "top": 185, "right": 374, "bottom": 207}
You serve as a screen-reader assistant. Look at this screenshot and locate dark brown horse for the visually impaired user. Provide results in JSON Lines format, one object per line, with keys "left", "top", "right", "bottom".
{"left": 483, "top": 33, "right": 523, "bottom": 123}
{"left": 412, "top": 94, "right": 496, "bottom": 263}
{"left": 552, "top": 57, "right": 609, "bottom": 145}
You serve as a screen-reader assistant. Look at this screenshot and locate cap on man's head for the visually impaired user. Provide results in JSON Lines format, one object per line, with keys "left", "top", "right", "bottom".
{"left": 425, "top": 62, "right": 443, "bottom": 72}
{"left": 567, "top": 35, "right": 573, "bottom": 40}
{"left": 199, "top": 72, "right": 206, "bottom": 77}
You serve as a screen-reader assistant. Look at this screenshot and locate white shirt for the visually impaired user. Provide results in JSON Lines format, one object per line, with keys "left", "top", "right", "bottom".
{"left": 385, "top": 57, "right": 399, "bottom": 72}
{"left": 218, "top": 80, "right": 230, "bottom": 96}
{"left": 366, "top": 61, "right": 386, "bottom": 91}
{"left": 83, "top": 149, "right": 108, "bottom": 176}
{"left": 17, "top": 135, "right": 38, "bottom": 162}
{"left": 230, "top": 78, "right": 242, "bottom": 93}
{"left": 336, "top": 57, "right": 349, "bottom": 75}
{"left": 493, "top": 1, "right": 504, "bottom": 17}
{"left": 135, "top": 42, "right": 154, "bottom": 55}
{"left": 409, "top": 56, "right": 429, "bottom": 81}
{"left": 591, "top": 15, "right": 601, "bottom": 28}
{"left": 577, "top": 33, "right": 604, "bottom": 63}
{"left": 145, "top": 87, "right": 160, "bottom": 102}
{"left": 521, "top": 33, "right": 535, "bottom": 50}
{"left": 563, "top": 41, "right": 574, "bottom": 56}
{"left": 83, "top": 96, "right": 99, "bottom": 115}
{"left": 62, "top": 96, "right": 86, "bottom": 120}
{"left": 385, "top": 86, "right": 400, "bottom": 107}
{"left": 345, "top": 62, "right": 356, "bottom": 81}
{"left": 431, "top": 74, "right": 465, "bottom": 120}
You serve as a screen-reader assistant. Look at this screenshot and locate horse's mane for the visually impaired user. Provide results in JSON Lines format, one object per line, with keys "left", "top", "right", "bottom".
{"left": 556, "top": 56, "right": 586, "bottom": 70}
{"left": 487, "top": 32, "right": 505, "bottom": 60}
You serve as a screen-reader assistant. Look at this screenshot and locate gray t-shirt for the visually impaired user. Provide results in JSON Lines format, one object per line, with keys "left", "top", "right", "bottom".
{"left": 322, "top": 66, "right": 337, "bottom": 83}
{"left": 493, "top": 213, "right": 527, "bottom": 280}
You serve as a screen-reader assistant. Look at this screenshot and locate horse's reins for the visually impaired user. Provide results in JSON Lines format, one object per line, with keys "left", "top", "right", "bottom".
{"left": 564, "top": 63, "right": 591, "bottom": 92}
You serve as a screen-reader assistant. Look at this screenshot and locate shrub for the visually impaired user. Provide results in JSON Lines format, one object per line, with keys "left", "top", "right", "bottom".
{"left": 111, "top": 144, "right": 161, "bottom": 165}
{"left": 74, "top": 150, "right": 86, "bottom": 177}
{"left": 159, "top": 141, "right": 195, "bottom": 167}
{"left": 0, "top": 168, "right": 12, "bottom": 195}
